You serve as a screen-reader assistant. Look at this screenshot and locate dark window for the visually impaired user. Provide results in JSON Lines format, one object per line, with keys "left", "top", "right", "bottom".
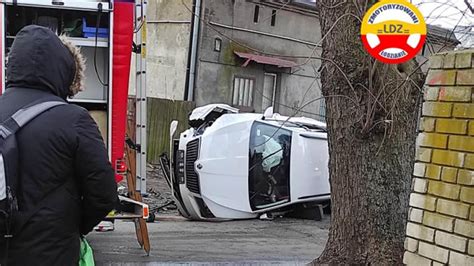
{"left": 271, "top": 9, "right": 276, "bottom": 26}
{"left": 253, "top": 5, "right": 260, "bottom": 23}
{"left": 249, "top": 122, "right": 292, "bottom": 211}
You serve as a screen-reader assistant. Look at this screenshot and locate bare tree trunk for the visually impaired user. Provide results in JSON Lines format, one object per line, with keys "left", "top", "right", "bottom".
{"left": 314, "top": 1, "right": 424, "bottom": 264}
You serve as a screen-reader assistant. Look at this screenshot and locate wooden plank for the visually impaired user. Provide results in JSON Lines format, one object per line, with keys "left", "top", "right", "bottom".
{"left": 106, "top": 213, "right": 142, "bottom": 219}
{"left": 126, "top": 98, "right": 151, "bottom": 255}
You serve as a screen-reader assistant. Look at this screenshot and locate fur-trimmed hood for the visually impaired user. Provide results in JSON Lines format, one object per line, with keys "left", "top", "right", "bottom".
{"left": 59, "top": 35, "right": 86, "bottom": 96}
{"left": 6, "top": 25, "right": 86, "bottom": 99}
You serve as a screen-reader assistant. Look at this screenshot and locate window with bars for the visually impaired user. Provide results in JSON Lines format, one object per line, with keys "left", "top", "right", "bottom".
{"left": 232, "top": 77, "right": 255, "bottom": 107}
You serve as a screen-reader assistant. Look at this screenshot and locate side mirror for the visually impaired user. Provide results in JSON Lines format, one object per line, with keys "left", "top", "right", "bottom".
{"left": 170, "top": 120, "right": 179, "bottom": 139}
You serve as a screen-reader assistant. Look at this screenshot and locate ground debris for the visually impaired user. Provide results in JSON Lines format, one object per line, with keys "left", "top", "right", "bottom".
{"left": 118, "top": 163, "right": 178, "bottom": 216}
{"left": 144, "top": 163, "right": 178, "bottom": 215}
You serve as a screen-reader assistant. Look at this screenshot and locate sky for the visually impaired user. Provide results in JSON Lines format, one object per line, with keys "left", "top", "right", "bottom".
{"left": 412, "top": 0, "right": 473, "bottom": 47}
{"left": 412, "top": 0, "right": 473, "bottom": 28}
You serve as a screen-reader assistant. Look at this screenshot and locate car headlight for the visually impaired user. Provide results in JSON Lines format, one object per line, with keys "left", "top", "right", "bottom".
{"left": 177, "top": 150, "right": 185, "bottom": 184}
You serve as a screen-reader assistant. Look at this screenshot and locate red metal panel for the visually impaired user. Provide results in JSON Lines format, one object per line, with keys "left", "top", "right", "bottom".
{"left": 111, "top": 2, "right": 134, "bottom": 182}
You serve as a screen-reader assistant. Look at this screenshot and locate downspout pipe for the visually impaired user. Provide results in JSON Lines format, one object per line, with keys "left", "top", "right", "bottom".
{"left": 183, "top": 0, "right": 195, "bottom": 101}
{"left": 186, "top": 0, "right": 201, "bottom": 101}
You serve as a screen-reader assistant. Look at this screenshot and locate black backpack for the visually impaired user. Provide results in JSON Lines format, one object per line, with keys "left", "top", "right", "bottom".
{"left": 0, "top": 99, "right": 65, "bottom": 264}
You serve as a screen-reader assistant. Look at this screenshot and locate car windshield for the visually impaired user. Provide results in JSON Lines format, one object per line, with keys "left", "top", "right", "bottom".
{"left": 248, "top": 122, "right": 292, "bottom": 211}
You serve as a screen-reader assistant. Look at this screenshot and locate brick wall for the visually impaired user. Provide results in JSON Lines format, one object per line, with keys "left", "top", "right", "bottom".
{"left": 403, "top": 49, "right": 474, "bottom": 265}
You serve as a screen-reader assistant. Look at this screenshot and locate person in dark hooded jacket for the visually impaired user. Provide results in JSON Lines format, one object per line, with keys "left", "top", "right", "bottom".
{"left": 0, "top": 25, "right": 117, "bottom": 265}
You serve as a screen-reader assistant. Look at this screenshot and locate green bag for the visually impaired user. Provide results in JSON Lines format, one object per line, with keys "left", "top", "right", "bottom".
{"left": 79, "top": 237, "right": 95, "bottom": 266}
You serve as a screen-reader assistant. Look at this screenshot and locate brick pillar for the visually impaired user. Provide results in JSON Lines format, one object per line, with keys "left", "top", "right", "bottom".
{"left": 403, "top": 50, "right": 474, "bottom": 265}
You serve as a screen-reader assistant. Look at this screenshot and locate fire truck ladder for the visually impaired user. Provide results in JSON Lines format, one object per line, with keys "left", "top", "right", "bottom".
{"left": 129, "top": 0, "right": 150, "bottom": 255}
{"left": 134, "top": 0, "right": 148, "bottom": 196}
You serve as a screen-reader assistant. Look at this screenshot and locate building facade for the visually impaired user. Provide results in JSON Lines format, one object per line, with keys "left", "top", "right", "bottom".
{"left": 144, "top": 1, "right": 461, "bottom": 120}
{"left": 147, "top": 0, "right": 324, "bottom": 119}
{"left": 144, "top": 0, "right": 193, "bottom": 100}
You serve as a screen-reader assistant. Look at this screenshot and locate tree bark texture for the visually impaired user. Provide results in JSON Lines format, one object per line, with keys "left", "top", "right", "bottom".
{"left": 314, "top": 1, "right": 425, "bottom": 264}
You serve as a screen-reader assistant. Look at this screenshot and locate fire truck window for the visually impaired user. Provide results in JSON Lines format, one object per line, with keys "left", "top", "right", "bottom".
{"left": 249, "top": 122, "right": 291, "bottom": 211}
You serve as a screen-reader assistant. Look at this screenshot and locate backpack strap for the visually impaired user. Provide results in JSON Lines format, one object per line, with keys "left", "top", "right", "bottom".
{"left": 0, "top": 99, "right": 67, "bottom": 265}
{"left": 0, "top": 101, "right": 66, "bottom": 139}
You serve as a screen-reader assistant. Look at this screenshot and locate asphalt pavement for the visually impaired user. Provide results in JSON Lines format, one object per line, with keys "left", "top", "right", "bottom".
{"left": 87, "top": 216, "right": 329, "bottom": 265}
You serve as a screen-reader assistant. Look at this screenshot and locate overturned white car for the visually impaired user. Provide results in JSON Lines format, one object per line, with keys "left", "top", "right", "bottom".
{"left": 161, "top": 104, "right": 330, "bottom": 221}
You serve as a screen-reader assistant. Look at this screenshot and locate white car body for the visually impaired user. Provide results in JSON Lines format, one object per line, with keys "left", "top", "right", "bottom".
{"left": 169, "top": 104, "right": 330, "bottom": 221}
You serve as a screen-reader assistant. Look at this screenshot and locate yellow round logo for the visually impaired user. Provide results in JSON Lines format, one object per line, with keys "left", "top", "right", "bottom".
{"left": 361, "top": 0, "right": 426, "bottom": 64}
